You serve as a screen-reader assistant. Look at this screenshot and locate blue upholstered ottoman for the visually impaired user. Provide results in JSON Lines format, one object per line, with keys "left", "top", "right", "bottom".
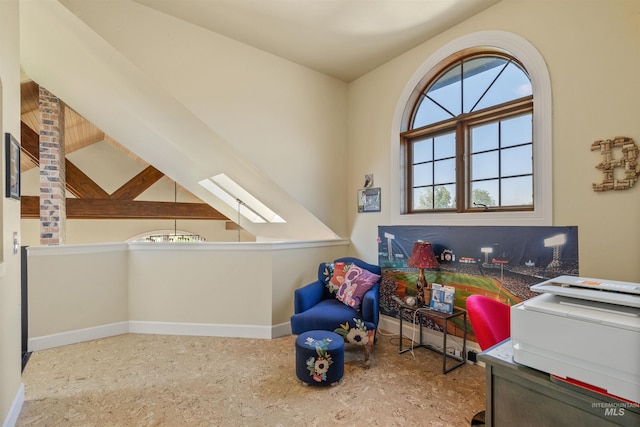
{"left": 295, "top": 330, "right": 344, "bottom": 386}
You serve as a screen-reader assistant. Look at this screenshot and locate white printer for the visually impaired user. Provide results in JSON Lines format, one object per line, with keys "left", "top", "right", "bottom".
{"left": 511, "top": 275, "right": 640, "bottom": 404}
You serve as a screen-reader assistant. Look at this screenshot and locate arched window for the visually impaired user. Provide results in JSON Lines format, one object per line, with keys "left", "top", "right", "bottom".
{"left": 128, "top": 230, "right": 205, "bottom": 243}
{"left": 403, "top": 49, "right": 532, "bottom": 213}
{"left": 392, "top": 31, "right": 552, "bottom": 226}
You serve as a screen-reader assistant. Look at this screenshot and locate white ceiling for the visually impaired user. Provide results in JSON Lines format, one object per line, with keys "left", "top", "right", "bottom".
{"left": 133, "top": 0, "right": 501, "bottom": 82}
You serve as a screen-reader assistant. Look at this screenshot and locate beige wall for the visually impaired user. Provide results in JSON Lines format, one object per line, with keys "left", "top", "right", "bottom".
{"left": 18, "top": 1, "right": 639, "bottom": 276}
{"left": 128, "top": 245, "right": 274, "bottom": 326}
{"left": 27, "top": 244, "right": 129, "bottom": 339}
{"left": 0, "top": 0, "right": 23, "bottom": 424}
{"left": 27, "top": 241, "right": 348, "bottom": 348}
{"left": 8, "top": 2, "right": 639, "bottom": 424}
{"left": 270, "top": 243, "right": 353, "bottom": 325}
{"left": 348, "top": 0, "right": 640, "bottom": 281}
{"left": 69, "top": 2, "right": 350, "bottom": 239}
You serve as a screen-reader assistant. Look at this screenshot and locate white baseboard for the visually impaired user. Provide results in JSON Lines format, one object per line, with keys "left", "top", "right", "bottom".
{"left": 28, "top": 317, "right": 479, "bottom": 355}
{"left": 271, "top": 321, "right": 291, "bottom": 338}
{"left": 28, "top": 322, "right": 129, "bottom": 352}
{"left": 2, "top": 383, "right": 24, "bottom": 427}
{"left": 28, "top": 320, "right": 292, "bottom": 352}
{"left": 129, "top": 321, "right": 273, "bottom": 339}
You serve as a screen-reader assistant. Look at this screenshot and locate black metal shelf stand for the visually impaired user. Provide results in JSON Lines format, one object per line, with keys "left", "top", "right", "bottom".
{"left": 398, "top": 304, "right": 467, "bottom": 374}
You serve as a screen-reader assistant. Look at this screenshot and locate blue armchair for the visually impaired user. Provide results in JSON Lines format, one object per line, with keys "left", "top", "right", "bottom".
{"left": 290, "top": 257, "right": 381, "bottom": 368}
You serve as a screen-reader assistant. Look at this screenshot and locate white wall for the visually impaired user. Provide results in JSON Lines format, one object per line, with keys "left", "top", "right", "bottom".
{"left": 22, "top": 219, "right": 256, "bottom": 247}
{"left": 26, "top": 241, "right": 348, "bottom": 351}
{"left": 348, "top": 0, "right": 640, "bottom": 281}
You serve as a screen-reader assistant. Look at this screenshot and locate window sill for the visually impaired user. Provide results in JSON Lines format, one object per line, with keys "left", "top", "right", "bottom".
{"left": 393, "top": 209, "right": 551, "bottom": 227}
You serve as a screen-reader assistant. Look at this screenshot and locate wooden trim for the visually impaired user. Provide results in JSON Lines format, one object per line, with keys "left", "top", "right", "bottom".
{"left": 403, "top": 99, "right": 533, "bottom": 214}
{"left": 400, "top": 97, "right": 533, "bottom": 139}
{"left": 455, "top": 121, "right": 465, "bottom": 213}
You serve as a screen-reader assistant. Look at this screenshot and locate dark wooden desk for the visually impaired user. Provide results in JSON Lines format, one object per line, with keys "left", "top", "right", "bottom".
{"left": 478, "top": 339, "right": 640, "bottom": 427}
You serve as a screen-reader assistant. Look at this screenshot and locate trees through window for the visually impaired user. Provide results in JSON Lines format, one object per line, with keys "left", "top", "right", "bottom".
{"left": 402, "top": 51, "right": 533, "bottom": 213}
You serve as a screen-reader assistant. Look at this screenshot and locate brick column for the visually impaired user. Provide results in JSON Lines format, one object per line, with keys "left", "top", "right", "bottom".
{"left": 39, "top": 87, "right": 66, "bottom": 245}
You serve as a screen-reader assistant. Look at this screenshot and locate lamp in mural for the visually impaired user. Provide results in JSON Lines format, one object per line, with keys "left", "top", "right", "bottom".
{"left": 407, "top": 241, "right": 440, "bottom": 306}
{"left": 481, "top": 247, "right": 493, "bottom": 266}
{"left": 544, "top": 233, "right": 567, "bottom": 269}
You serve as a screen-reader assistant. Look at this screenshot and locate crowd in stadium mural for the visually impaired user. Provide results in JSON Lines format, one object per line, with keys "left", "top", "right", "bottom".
{"left": 378, "top": 225, "right": 579, "bottom": 343}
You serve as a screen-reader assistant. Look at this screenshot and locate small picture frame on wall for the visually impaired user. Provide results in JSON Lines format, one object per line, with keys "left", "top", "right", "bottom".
{"left": 358, "top": 187, "right": 381, "bottom": 213}
{"left": 5, "top": 133, "right": 20, "bottom": 200}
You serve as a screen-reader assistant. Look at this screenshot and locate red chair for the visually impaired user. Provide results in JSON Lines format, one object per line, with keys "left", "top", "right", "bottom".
{"left": 466, "top": 294, "right": 511, "bottom": 351}
{"left": 466, "top": 295, "right": 511, "bottom": 426}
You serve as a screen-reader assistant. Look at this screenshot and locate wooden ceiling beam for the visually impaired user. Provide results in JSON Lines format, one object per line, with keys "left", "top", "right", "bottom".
{"left": 110, "top": 166, "right": 164, "bottom": 200}
{"left": 21, "top": 196, "right": 39, "bottom": 218}
{"left": 20, "top": 121, "right": 39, "bottom": 164}
{"left": 65, "top": 159, "right": 110, "bottom": 199}
{"left": 19, "top": 118, "right": 229, "bottom": 222}
{"left": 22, "top": 120, "right": 111, "bottom": 199}
{"left": 21, "top": 195, "right": 227, "bottom": 220}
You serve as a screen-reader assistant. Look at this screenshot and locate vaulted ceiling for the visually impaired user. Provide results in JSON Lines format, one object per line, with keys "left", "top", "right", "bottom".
{"left": 20, "top": 0, "right": 501, "bottom": 240}
{"left": 21, "top": 0, "right": 501, "bottom": 165}
{"left": 131, "top": 0, "right": 501, "bottom": 82}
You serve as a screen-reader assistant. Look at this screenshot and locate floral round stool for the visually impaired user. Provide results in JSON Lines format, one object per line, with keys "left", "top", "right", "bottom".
{"left": 295, "top": 330, "right": 344, "bottom": 386}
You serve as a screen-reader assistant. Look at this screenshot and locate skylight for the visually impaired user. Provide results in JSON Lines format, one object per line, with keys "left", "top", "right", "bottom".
{"left": 198, "top": 174, "right": 286, "bottom": 224}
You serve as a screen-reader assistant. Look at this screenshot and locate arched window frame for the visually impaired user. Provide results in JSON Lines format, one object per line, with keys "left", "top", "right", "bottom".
{"left": 390, "top": 31, "right": 552, "bottom": 226}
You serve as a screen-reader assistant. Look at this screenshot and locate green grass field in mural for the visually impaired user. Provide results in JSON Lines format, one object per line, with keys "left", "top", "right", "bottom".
{"left": 383, "top": 268, "right": 521, "bottom": 341}
{"left": 385, "top": 268, "right": 521, "bottom": 308}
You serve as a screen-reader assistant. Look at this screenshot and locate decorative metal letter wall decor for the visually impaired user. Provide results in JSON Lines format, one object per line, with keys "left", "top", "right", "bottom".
{"left": 591, "top": 136, "right": 639, "bottom": 191}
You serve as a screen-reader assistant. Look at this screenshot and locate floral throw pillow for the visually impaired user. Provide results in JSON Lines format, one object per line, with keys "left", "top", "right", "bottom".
{"left": 326, "top": 262, "right": 351, "bottom": 294}
{"left": 335, "top": 264, "right": 380, "bottom": 310}
{"left": 320, "top": 263, "right": 334, "bottom": 285}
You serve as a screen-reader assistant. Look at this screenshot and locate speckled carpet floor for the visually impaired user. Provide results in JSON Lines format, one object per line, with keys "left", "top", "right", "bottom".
{"left": 16, "top": 331, "right": 485, "bottom": 426}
